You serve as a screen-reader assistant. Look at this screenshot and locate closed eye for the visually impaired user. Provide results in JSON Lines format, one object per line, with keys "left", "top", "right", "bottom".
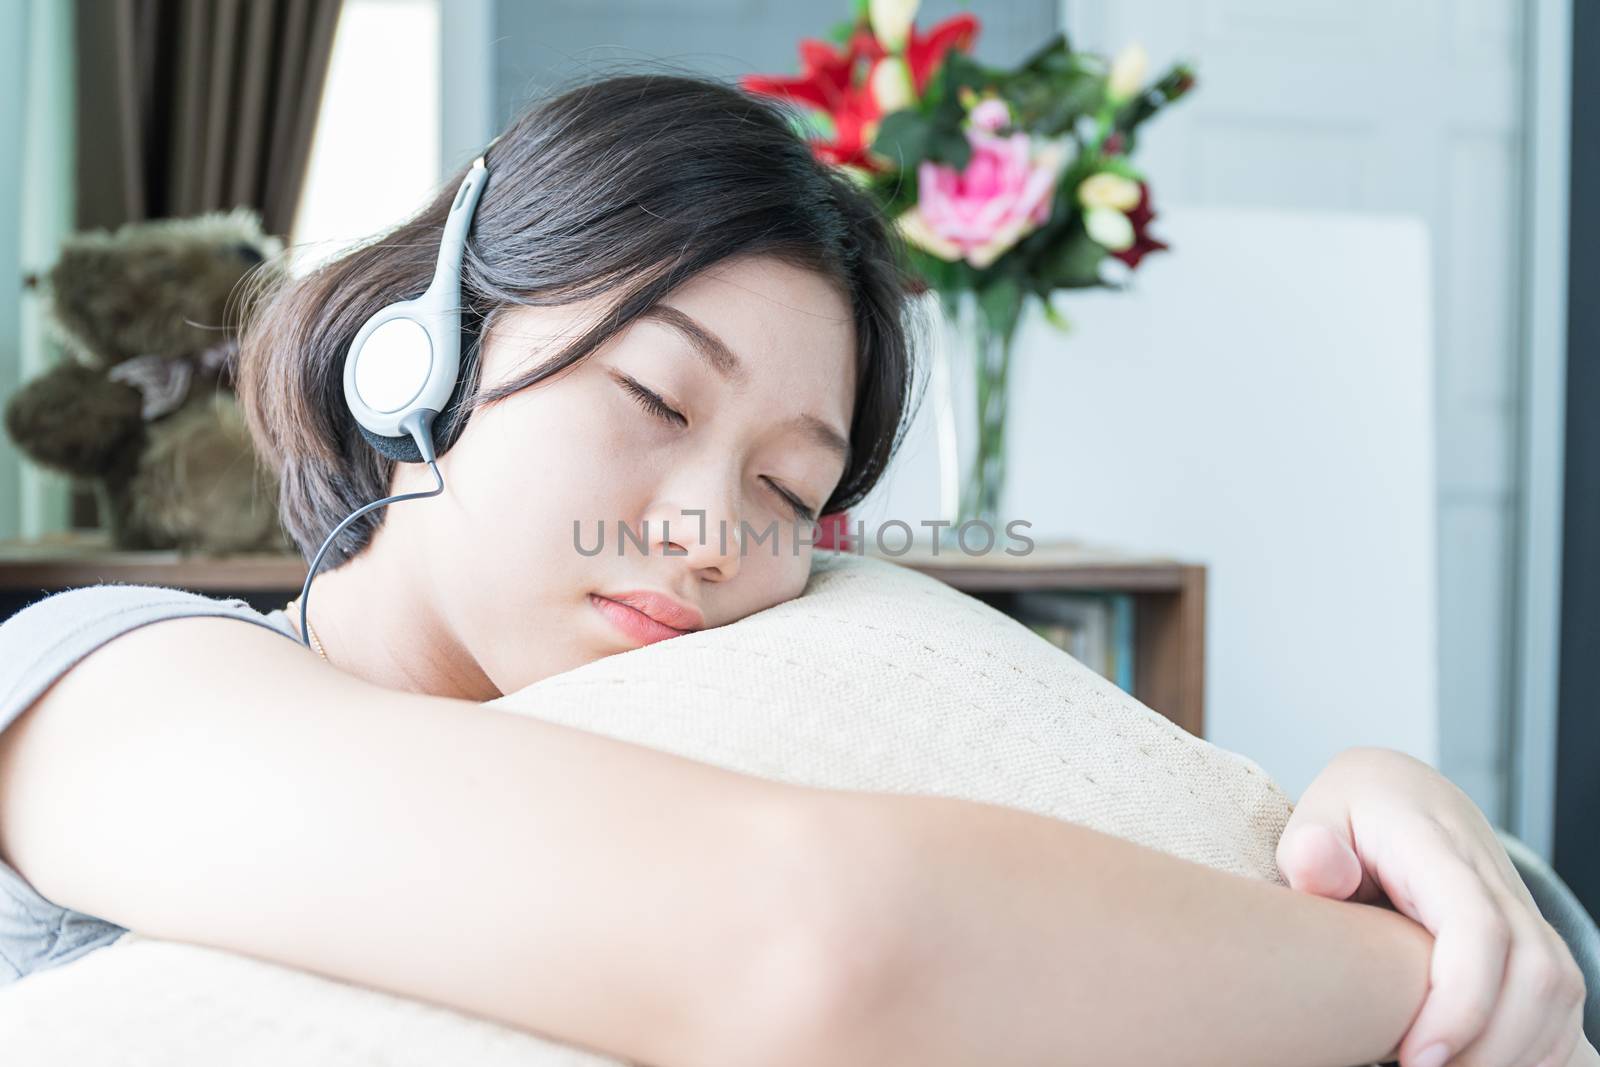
{"left": 616, "top": 373, "right": 819, "bottom": 524}
{"left": 764, "top": 478, "right": 817, "bottom": 524}
{"left": 616, "top": 374, "right": 686, "bottom": 427}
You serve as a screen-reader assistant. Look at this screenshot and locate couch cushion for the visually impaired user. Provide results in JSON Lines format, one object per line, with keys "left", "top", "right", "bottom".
{"left": 0, "top": 550, "right": 1294, "bottom": 1063}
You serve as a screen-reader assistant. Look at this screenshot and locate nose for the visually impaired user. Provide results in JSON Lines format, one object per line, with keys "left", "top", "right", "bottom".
{"left": 646, "top": 504, "right": 742, "bottom": 581}
{"left": 640, "top": 469, "right": 742, "bottom": 582}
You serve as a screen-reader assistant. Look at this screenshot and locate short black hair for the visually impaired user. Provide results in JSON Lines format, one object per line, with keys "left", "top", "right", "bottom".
{"left": 237, "top": 70, "right": 925, "bottom": 567}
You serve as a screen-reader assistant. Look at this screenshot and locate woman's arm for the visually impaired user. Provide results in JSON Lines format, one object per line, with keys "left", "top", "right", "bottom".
{"left": 0, "top": 616, "right": 828, "bottom": 1062}
{"left": 791, "top": 788, "right": 1433, "bottom": 1067}
{"left": 0, "top": 614, "right": 1433, "bottom": 1067}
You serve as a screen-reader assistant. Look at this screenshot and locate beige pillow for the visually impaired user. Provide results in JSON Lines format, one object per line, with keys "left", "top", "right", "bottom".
{"left": 0, "top": 551, "right": 1294, "bottom": 1064}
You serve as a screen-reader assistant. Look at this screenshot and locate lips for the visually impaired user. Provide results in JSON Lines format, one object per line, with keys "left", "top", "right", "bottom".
{"left": 589, "top": 589, "right": 704, "bottom": 647}
{"left": 597, "top": 589, "right": 705, "bottom": 631}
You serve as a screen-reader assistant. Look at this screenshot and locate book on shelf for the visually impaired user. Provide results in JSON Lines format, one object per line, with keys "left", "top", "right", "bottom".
{"left": 1013, "top": 590, "right": 1136, "bottom": 694}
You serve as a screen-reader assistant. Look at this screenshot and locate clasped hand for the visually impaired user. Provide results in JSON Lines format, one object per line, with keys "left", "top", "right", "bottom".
{"left": 1278, "top": 747, "right": 1593, "bottom": 1067}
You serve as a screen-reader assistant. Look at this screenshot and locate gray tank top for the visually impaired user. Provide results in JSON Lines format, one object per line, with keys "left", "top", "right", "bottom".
{"left": 0, "top": 583, "right": 303, "bottom": 986}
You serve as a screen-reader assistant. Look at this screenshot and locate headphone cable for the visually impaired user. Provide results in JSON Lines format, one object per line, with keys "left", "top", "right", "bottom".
{"left": 295, "top": 410, "right": 443, "bottom": 654}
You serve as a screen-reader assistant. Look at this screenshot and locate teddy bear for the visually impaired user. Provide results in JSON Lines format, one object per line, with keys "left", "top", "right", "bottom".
{"left": 5, "top": 208, "right": 294, "bottom": 553}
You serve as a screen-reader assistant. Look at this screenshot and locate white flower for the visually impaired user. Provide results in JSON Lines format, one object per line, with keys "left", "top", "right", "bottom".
{"left": 1084, "top": 206, "right": 1135, "bottom": 251}
{"left": 1078, "top": 172, "right": 1141, "bottom": 212}
{"left": 869, "top": 0, "right": 919, "bottom": 53}
{"left": 870, "top": 56, "right": 916, "bottom": 113}
{"left": 1108, "top": 42, "right": 1149, "bottom": 103}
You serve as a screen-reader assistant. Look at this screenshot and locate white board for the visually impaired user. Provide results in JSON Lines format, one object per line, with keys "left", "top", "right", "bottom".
{"left": 858, "top": 206, "right": 1438, "bottom": 799}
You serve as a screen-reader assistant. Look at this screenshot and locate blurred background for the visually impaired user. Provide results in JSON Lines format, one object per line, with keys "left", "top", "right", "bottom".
{"left": 0, "top": 0, "right": 1593, "bottom": 913}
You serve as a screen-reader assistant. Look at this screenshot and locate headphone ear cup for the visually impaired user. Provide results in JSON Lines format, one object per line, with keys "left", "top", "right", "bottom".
{"left": 354, "top": 335, "right": 476, "bottom": 461}
{"left": 345, "top": 155, "right": 489, "bottom": 462}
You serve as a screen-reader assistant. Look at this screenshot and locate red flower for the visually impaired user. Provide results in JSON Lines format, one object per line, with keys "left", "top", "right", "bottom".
{"left": 903, "top": 13, "right": 979, "bottom": 94}
{"left": 739, "top": 14, "right": 980, "bottom": 172}
{"left": 815, "top": 510, "right": 853, "bottom": 551}
{"left": 1111, "top": 182, "right": 1169, "bottom": 269}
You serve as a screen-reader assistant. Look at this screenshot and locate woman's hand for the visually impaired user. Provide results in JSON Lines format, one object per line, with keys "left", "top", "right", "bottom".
{"left": 1565, "top": 1037, "right": 1600, "bottom": 1067}
{"left": 1276, "top": 746, "right": 1588, "bottom": 1067}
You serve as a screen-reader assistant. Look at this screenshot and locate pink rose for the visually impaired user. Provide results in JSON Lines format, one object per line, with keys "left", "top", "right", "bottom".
{"left": 967, "top": 97, "right": 1011, "bottom": 132}
{"left": 896, "top": 128, "right": 1069, "bottom": 269}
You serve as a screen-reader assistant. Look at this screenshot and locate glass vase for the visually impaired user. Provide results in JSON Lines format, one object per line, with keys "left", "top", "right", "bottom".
{"left": 932, "top": 291, "right": 1016, "bottom": 547}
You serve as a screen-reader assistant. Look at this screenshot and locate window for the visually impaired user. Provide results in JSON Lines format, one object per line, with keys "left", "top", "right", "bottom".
{"left": 288, "top": 0, "right": 440, "bottom": 277}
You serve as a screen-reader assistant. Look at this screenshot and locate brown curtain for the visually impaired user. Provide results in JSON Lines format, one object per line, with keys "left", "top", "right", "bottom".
{"left": 68, "top": 0, "right": 341, "bottom": 526}
{"left": 74, "top": 0, "right": 343, "bottom": 239}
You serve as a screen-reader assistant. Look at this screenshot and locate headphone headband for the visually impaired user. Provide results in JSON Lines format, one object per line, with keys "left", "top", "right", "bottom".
{"left": 341, "top": 146, "right": 493, "bottom": 462}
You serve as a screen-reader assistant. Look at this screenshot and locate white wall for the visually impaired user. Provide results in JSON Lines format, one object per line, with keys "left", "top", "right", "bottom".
{"left": 858, "top": 207, "right": 1438, "bottom": 799}
{"left": 488, "top": 0, "right": 1056, "bottom": 128}
{"left": 1061, "top": 0, "right": 1528, "bottom": 822}
{"left": 440, "top": 0, "right": 495, "bottom": 176}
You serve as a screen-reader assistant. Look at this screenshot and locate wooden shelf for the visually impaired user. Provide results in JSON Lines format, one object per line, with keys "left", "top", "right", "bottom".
{"left": 860, "top": 538, "right": 1198, "bottom": 591}
{"left": 0, "top": 530, "right": 306, "bottom": 591}
{"left": 860, "top": 539, "right": 1206, "bottom": 738}
{"left": 0, "top": 531, "right": 1207, "bottom": 736}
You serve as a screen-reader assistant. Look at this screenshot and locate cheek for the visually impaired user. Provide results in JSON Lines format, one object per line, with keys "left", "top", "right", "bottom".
{"left": 734, "top": 540, "right": 815, "bottom": 614}
{"left": 421, "top": 397, "right": 606, "bottom": 632}
{"left": 451, "top": 382, "right": 645, "bottom": 538}
{"left": 428, "top": 389, "right": 639, "bottom": 688}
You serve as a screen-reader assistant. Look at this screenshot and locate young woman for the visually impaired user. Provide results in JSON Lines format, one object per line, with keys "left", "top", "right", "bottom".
{"left": 0, "top": 73, "right": 1589, "bottom": 1067}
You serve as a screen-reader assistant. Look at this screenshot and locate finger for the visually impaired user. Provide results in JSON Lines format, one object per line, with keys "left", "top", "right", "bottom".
{"left": 1278, "top": 821, "right": 1365, "bottom": 899}
{"left": 1448, "top": 917, "right": 1583, "bottom": 1067}
{"left": 1278, "top": 795, "right": 1385, "bottom": 903}
{"left": 1393, "top": 862, "right": 1512, "bottom": 1066}
{"left": 1466, "top": 1005, "right": 1572, "bottom": 1067}
{"left": 1524, "top": 1002, "right": 1583, "bottom": 1067}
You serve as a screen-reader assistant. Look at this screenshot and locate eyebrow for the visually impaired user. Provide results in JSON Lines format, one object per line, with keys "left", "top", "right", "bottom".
{"left": 640, "top": 303, "right": 853, "bottom": 469}
{"left": 641, "top": 303, "right": 746, "bottom": 382}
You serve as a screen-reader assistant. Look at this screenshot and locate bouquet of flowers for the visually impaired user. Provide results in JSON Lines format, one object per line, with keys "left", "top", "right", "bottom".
{"left": 742, "top": 0, "right": 1195, "bottom": 531}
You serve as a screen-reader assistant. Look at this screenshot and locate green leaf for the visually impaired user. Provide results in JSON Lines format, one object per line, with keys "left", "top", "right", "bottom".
{"left": 903, "top": 245, "right": 967, "bottom": 293}
{"left": 867, "top": 168, "right": 917, "bottom": 216}
{"left": 994, "top": 48, "right": 1106, "bottom": 137}
{"left": 870, "top": 110, "right": 933, "bottom": 171}
{"left": 939, "top": 51, "right": 994, "bottom": 96}
{"left": 1035, "top": 228, "right": 1107, "bottom": 290}
{"left": 977, "top": 275, "right": 1024, "bottom": 346}
{"left": 1112, "top": 60, "right": 1198, "bottom": 140}
{"left": 1040, "top": 295, "right": 1073, "bottom": 333}
{"left": 1014, "top": 32, "right": 1070, "bottom": 76}
{"left": 1094, "top": 155, "right": 1143, "bottom": 181}
{"left": 927, "top": 53, "right": 991, "bottom": 123}
{"left": 929, "top": 126, "right": 973, "bottom": 170}
{"left": 1061, "top": 70, "right": 1108, "bottom": 116}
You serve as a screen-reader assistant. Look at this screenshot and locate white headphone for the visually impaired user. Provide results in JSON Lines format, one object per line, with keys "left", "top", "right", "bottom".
{"left": 341, "top": 149, "right": 492, "bottom": 463}
{"left": 292, "top": 148, "right": 493, "bottom": 653}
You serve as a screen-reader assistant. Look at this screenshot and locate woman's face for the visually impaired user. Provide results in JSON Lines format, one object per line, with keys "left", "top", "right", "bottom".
{"left": 390, "top": 254, "right": 857, "bottom": 693}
